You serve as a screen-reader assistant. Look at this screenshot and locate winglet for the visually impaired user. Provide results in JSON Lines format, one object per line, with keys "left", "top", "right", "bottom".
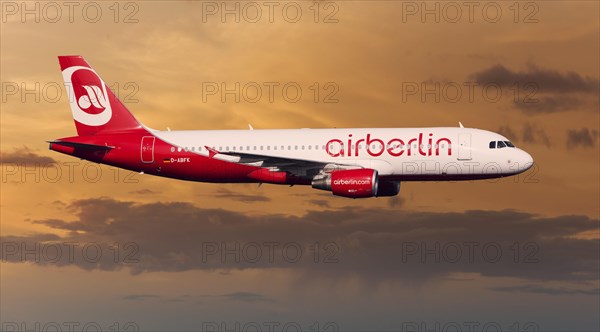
{"left": 248, "top": 124, "right": 254, "bottom": 130}
{"left": 205, "top": 146, "right": 219, "bottom": 158}
{"left": 459, "top": 122, "right": 464, "bottom": 128}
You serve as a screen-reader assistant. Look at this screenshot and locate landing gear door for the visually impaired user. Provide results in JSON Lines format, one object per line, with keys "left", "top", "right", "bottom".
{"left": 457, "top": 133, "right": 472, "bottom": 161}
{"left": 141, "top": 136, "right": 155, "bottom": 163}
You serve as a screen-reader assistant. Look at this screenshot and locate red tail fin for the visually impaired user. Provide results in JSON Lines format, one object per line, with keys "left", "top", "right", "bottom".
{"left": 59, "top": 55, "right": 144, "bottom": 136}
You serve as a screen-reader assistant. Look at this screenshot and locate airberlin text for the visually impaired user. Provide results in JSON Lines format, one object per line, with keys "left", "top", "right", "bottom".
{"left": 326, "top": 133, "right": 451, "bottom": 158}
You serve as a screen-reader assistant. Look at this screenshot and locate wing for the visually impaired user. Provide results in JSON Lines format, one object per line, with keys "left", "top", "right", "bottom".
{"left": 205, "top": 146, "right": 357, "bottom": 180}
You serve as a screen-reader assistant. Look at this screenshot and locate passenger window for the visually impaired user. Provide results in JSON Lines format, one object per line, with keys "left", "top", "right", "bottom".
{"left": 497, "top": 141, "right": 506, "bottom": 148}
{"left": 489, "top": 141, "right": 496, "bottom": 149}
{"left": 171, "top": 147, "right": 175, "bottom": 152}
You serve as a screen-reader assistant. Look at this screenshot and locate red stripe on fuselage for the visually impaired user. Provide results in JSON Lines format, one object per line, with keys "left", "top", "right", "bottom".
{"left": 49, "top": 131, "right": 265, "bottom": 183}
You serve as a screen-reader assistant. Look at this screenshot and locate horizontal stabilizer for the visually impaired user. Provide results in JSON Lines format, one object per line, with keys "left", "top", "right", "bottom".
{"left": 47, "top": 140, "right": 115, "bottom": 150}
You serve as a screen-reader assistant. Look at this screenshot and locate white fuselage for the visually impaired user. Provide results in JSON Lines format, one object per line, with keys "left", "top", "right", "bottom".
{"left": 152, "top": 127, "right": 533, "bottom": 180}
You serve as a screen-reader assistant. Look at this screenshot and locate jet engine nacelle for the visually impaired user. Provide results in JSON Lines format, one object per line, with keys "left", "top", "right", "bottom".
{"left": 312, "top": 169, "right": 378, "bottom": 198}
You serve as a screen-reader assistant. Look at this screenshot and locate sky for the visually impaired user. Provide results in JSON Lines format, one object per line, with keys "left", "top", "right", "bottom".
{"left": 1, "top": 1, "right": 599, "bottom": 331}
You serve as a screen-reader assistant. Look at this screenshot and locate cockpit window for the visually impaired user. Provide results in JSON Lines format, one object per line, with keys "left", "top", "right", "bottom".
{"left": 497, "top": 141, "right": 507, "bottom": 148}
{"left": 489, "top": 141, "right": 496, "bottom": 149}
{"left": 505, "top": 141, "right": 515, "bottom": 147}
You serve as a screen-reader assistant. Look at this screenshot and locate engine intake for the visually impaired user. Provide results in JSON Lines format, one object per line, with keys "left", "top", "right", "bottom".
{"left": 312, "top": 169, "right": 378, "bottom": 198}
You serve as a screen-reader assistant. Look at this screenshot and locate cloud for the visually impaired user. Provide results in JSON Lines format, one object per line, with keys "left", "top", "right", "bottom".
{"left": 387, "top": 196, "right": 405, "bottom": 208}
{"left": 513, "top": 96, "right": 586, "bottom": 113}
{"left": 306, "top": 199, "right": 331, "bottom": 208}
{"left": 123, "top": 294, "right": 160, "bottom": 301}
{"left": 497, "top": 125, "right": 519, "bottom": 141}
{"left": 128, "top": 189, "right": 159, "bottom": 195}
{"left": 470, "top": 64, "right": 599, "bottom": 114}
{"left": 121, "top": 292, "right": 273, "bottom": 304}
{"left": 210, "top": 188, "right": 271, "bottom": 203}
{"left": 2, "top": 198, "right": 598, "bottom": 284}
{"left": 219, "top": 292, "right": 273, "bottom": 303}
{"left": 567, "top": 128, "right": 599, "bottom": 148}
{"left": 491, "top": 285, "right": 600, "bottom": 296}
{"left": 471, "top": 64, "right": 599, "bottom": 93}
{"left": 0, "top": 146, "right": 57, "bottom": 166}
{"left": 521, "top": 123, "right": 551, "bottom": 147}
{"left": 497, "top": 123, "right": 550, "bottom": 147}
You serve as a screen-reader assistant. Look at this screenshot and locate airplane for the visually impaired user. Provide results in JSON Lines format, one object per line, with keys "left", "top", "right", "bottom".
{"left": 49, "top": 56, "right": 534, "bottom": 198}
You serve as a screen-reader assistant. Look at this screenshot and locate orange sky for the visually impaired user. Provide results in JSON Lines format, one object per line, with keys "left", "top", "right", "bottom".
{"left": 1, "top": 1, "right": 599, "bottom": 330}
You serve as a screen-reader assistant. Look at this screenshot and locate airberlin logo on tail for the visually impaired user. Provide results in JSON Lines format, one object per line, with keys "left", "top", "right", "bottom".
{"left": 62, "top": 66, "right": 112, "bottom": 126}
{"left": 326, "top": 133, "right": 452, "bottom": 158}
{"left": 78, "top": 85, "right": 108, "bottom": 110}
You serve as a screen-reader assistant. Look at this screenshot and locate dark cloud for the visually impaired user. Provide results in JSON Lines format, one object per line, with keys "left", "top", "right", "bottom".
{"left": 2, "top": 198, "right": 598, "bottom": 284}
{"left": 0, "top": 146, "right": 57, "bottom": 166}
{"left": 123, "top": 294, "right": 160, "bottom": 301}
{"left": 210, "top": 188, "right": 271, "bottom": 203}
{"left": 121, "top": 292, "right": 273, "bottom": 304}
{"left": 471, "top": 64, "right": 599, "bottom": 93}
{"left": 491, "top": 285, "right": 600, "bottom": 296}
{"left": 307, "top": 199, "right": 331, "bottom": 208}
{"left": 513, "top": 96, "right": 586, "bottom": 113}
{"left": 497, "top": 125, "right": 519, "bottom": 141}
{"left": 128, "top": 189, "right": 159, "bottom": 195}
{"left": 387, "top": 196, "right": 405, "bottom": 208}
{"left": 470, "top": 64, "right": 599, "bottom": 114}
{"left": 521, "top": 123, "right": 551, "bottom": 147}
{"left": 567, "top": 128, "right": 599, "bottom": 148}
{"left": 219, "top": 292, "right": 273, "bottom": 303}
{"left": 497, "top": 123, "right": 550, "bottom": 147}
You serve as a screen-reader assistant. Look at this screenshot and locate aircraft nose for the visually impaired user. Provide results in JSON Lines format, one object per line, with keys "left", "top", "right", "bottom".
{"left": 518, "top": 149, "right": 534, "bottom": 172}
